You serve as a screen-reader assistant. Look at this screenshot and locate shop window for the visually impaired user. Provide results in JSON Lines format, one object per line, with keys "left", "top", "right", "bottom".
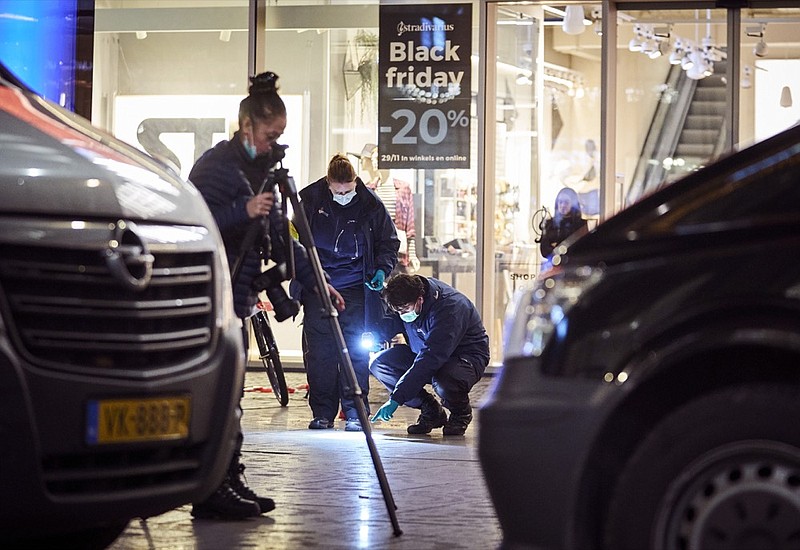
{"left": 489, "top": 3, "right": 602, "bottom": 362}
{"left": 739, "top": 7, "right": 800, "bottom": 146}
{"left": 262, "top": 2, "right": 481, "bottom": 307}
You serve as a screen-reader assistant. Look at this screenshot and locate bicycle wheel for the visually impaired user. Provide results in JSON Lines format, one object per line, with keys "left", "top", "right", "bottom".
{"left": 252, "top": 311, "right": 289, "bottom": 406}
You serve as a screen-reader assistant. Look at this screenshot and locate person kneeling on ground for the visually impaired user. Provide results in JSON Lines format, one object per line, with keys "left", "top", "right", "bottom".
{"left": 369, "top": 273, "right": 489, "bottom": 436}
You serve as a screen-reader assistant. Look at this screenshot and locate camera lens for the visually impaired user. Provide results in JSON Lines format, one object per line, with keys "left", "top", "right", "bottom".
{"left": 251, "top": 263, "right": 299, "bottom": 322}
{"left": 266, "top": 285, "right": 299, "bottom": 322}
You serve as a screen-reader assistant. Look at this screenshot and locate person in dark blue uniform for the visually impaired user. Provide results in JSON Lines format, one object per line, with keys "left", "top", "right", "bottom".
{"left": 189, "top": 72, "right": 342, "bottom": 519}
{"left": 370, "top": 273, "right": 489, "bottom": 436}
{"left": 295, "top": 154, "right": 399, "bottom": 432}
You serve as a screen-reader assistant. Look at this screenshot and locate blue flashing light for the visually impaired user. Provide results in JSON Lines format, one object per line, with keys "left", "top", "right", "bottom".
{"left": 0, "top": 0, "right": 78, "bottom": 108}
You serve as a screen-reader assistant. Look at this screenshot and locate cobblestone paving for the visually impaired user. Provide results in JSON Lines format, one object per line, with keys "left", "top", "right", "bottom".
{"left": 108, "top": 370, "right": 503, "bottom": 550}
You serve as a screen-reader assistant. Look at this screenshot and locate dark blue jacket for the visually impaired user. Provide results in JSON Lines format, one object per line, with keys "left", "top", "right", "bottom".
{"left": 389, "top": 277, "right": 490, "bottom": 405}
{"left": 294, "top": 176, "right": 399, "bottom": 331}
{"left": 189, "top": 133, "right": 317, "bottom": 318}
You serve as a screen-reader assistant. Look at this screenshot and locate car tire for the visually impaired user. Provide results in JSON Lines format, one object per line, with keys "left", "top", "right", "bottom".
{"left": 604, "top": 384, "right": 800, "bottom": 550}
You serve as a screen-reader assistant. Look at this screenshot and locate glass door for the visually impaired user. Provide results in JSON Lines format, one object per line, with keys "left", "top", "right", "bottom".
{"left": 482, "top": 1, "right": 800, "bottom": 365}
{"left": 483, "top": 2, "right": 602, "bottom": 363}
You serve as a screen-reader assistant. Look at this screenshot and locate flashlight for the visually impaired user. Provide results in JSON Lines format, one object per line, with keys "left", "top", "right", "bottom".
{"left": 361, "top": 331, "right": 386, "bottom": 352}
{"left": 361, "top": 331, "right": 376, "bottom": 350}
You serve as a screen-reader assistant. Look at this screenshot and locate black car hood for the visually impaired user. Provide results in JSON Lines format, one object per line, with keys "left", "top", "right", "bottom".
{"left": 0, "top": 79, "right": 210, "bottom": 226}
{"left": 564, "top": 123, "right": 800, "bottom": 265}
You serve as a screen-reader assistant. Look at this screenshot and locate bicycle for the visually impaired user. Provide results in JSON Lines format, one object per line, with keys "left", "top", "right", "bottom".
{"left": 250, "top": 302, "right": 289, "bottom": 406}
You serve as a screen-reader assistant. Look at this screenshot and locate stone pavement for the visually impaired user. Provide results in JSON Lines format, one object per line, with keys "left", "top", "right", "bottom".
{"left": 108, "top": 369, "right": 503, "bottom": 550}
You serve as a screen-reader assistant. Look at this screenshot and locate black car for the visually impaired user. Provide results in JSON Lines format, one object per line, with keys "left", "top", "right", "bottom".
{"left": 479, "top": 123, "right": 800, "bottom": 550}
{"left": 0, "top": 63, "right": 244, "bottom": 547}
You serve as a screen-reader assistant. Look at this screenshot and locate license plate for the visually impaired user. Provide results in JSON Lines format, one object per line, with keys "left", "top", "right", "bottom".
{"left": 86, "top": 396, "right": 191, "bottom": 444}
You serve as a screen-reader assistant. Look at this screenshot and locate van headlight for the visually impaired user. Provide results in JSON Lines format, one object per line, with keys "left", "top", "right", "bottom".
{"left": 504, "top": 266, "right": 603, "bottom": 359}
{"left": 215, "top": 252, "right": 237, "bottom": 330}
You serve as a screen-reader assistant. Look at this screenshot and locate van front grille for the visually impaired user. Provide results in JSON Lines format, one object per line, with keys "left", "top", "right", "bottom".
{"left": 0, "top": 220, "right": 218, "bottom": 373}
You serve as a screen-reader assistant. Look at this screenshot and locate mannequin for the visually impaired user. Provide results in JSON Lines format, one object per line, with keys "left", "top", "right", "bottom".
{"left": 359, "top": 143, "right": 420, "bottom": 274}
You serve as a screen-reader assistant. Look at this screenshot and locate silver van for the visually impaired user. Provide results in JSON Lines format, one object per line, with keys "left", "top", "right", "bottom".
{"left": 0, "top": 62, "right": 244, "bottom": 547}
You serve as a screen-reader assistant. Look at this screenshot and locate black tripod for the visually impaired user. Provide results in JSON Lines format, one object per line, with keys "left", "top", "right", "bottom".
{"left": 230, "top": 160, "right": 401, "bottom": 536}
{"left": 279, "top": 169, "right": 402, "bottom": 537}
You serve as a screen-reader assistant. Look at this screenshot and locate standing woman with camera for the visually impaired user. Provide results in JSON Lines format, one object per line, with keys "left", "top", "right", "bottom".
{"left": 295, "top": 154, "right": 399, "bottom": 432}
{"left": 189, "top": 72, "right": 342, "bottom": 520}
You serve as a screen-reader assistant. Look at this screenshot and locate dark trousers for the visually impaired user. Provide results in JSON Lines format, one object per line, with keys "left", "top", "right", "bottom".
{"left": 369, "top": 344, "right": 481, "bottom": 413}
{"left": 230, "top": 318, "right": 250, "bottom": 456}
{"left": 302, "top": 285, "right": 370, "bottom": 421}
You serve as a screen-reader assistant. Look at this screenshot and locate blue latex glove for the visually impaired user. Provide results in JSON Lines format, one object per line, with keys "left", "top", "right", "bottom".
{"left": 371, "top": 399, "right": 399, "bottom": 422}
{"left": 366, "top": 269, "right": 386, "bottom": 291}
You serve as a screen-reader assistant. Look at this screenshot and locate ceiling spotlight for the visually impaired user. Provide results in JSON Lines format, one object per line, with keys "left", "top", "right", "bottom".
{"left": 702, "top": 58, "right": 714, "bottom": 77}
{"left": 570, "top": 78, "right": 586, "bottom": 99}
{"left": 219, "top": 30, "right": 232, "bottom": 42}
{"left": 686, "top": 50, "right": 709, "bottom": 80}
{"left": 640, "top": 28, "right": 657, "bottom": 56}
{"left": 741, "top": 66, "right": 752, "bottom": 89}
{"left": 641, "top": 38, "right": 658, "bottom": 55}
{"left": 562, "top": 5, "right": 586, "bottom": 35}
{"left": 753, "top": 38, "right": 768, "bottom": 57}
{"left": 628, "top": 24, "right": 643, "bottom": 52}
{"left": 135, "top": 31, "right": 147, "bottom": 40}
{"left": 681, "top": 45, "right": 694, "bottom": 71}
{"left": 668, "top": 39, "right": 683, "bottom": 65}
{"left": 591, "top": 7, "right": 602, "bottom": 36}
{"left": 706, "top": 47, "right": 723, "bottom": 63}
{"left": 647, "top": 42, "right": 667, "bottom": 59}
{"left": 640, "top": 39, "right": 657, "bottom": 55}
{"left": 686, "top": 65, "right": 705, "bottom": 80}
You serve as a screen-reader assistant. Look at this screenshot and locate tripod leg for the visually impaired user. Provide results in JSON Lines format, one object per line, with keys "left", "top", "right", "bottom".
{"left": 282, "top": 175, "right": 402, "bottom": 536}
{"left": 327, "top": 317, "right": 402, "bottom": 536}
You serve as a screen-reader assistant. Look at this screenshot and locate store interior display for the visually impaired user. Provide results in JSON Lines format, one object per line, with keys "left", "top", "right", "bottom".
{"left": 79, "top": 1, "right": 800, "bottom": 368}
{"left": 356, "top": 142, "right": 420, "bottom": 273}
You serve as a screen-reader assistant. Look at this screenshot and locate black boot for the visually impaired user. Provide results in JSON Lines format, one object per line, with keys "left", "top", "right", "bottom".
{"left": 407, "top": 392, "right": 447, "bottom": 434}
{"left": 191, "top": 481, "right": 260, "bottom": 520}
{"left": 229, "top": 462, "right": 276, "bottom": 514}
{"left": 443, "top": 405, "right": 473, "bottom": 436}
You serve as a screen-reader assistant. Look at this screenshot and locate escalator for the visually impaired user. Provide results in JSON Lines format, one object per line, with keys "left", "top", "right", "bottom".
{"left": 626, "top": 59, "right": 728, "bottom": 205}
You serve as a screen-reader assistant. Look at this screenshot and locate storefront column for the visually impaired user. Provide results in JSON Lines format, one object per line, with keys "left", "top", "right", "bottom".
{"left": 726, "top": 8, "right": 741, "bottom": 149}
{"left": 602, "top": 2, "right": 618, "bottom": 221}
{"left": 478, "top": 0, "right": 499, "bottom": 360}
{"left": 249, "top": 0, "right": 267, "bottom": 78}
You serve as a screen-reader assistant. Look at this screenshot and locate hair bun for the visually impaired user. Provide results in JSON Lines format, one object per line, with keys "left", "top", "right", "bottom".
{"left": 249, "top": 71, "right": 279, "bottom": 95}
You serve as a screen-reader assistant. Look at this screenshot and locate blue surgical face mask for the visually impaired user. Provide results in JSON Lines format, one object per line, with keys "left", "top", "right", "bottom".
{"left": 399, "top": 310, "right": 419, "bottom": 322}
{"left": 399, "top": 301, "right": 419, "bottom": 322}
{"left": 332, "top": 189, "right": 357, "bottom": 206}
{"left": 243, "top": 136, "right": 257, "bottom": 159}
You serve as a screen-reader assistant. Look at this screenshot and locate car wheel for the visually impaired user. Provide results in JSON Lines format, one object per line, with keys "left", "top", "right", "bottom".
{"left": 604, "top": 384, "right": 800, "bottom": 550}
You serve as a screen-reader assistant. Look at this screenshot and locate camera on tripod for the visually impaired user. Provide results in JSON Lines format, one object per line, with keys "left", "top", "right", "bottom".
{"left": 251, "top": 262, "right": 299, "bottom": 322}
{"left": 266, "top": 143, "right": 288, "bottom": 168}
{"left": 247, "top": 143, "right": 299, "bottom": 323}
